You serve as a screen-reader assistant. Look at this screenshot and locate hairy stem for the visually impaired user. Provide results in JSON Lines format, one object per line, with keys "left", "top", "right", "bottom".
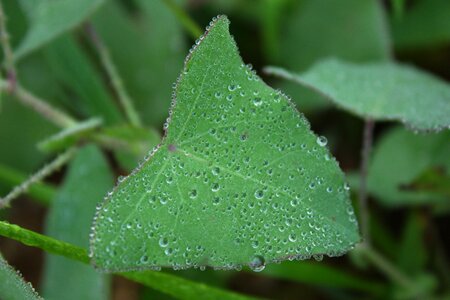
{"left": 0, "top": 1, "right": 16, "bottom": 90}
{"left": 84, "top": 23, "right": 142, "bottom": 127}
{"left": 162, "top": 0, "right": 202, "bottom": 39}
{"left": 0, "top": 79, "right": 77, "bottom": 128}
{"left": 0, "top": 164, "right": 56, "bottom": 205}
{"left": 0, "top": 148, "right": 77, "bottom": 209}
{"left": 359, "top": 119, "right": 374, "bottom": 244}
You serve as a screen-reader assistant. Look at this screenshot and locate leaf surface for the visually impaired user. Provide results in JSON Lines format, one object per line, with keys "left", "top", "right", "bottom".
{"left": 91, "top": 16, "right": 359, "bottom": 272}
{"left": 367, "top": 127, "right": 450, "bottom": 206}
{"left": 42, "top": 146, "right": 113, "bottom": 300}
{"left": 15, "top": 0, "right": 104, "bottom": 59}
{"left": 0, "top": 254, "right": 42, "bottom": 300}
{"left": 265, "top": 59, "right": 450, "bottom": 131}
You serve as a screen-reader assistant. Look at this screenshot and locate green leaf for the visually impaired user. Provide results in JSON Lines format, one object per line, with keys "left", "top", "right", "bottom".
{"left": 396, "top": 212, "right": 427, "bottom": 275}
{"left": 15, "top": 0, "right": 105, "bottom": 60}
{"left": 391, "top": 0, "right": 450, "bottom": 50}
{"left": 42, "top": 145, "right": 113, "bottom": 300}
{"left": 91, "top": 16, "right": 359, "bottom": 272}
{"left": 0, "top": 253, "right": 42, "bottom": 300}
{"left": 265, "top": 59, "right": 450, "bottom": 131}
{"left": 92, "top": 0, "right": 185, "bottom": 126}
{"left": 43, "top": 35, "right": 123, "bottom": 124}
{"left": 276, "top": 0, "right": 391, "bottom": 112}
{"left": 368, "top": 127, "right": 450, "bottom": 206}
{"left": 263, "top": 261, "right": 384, "bottom": 294}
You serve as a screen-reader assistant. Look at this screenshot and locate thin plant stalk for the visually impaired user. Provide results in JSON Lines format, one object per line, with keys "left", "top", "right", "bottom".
{"left": 0, "top": 1, "right": 16, "bottom": 90}
{"left": 84, "top": 23, "right": 142, "bottom": 127}
{"left": 359, "top": 245, "right": 417, "bottom": 293}
{"left": 0, "top": 147, "right": 77, "bottom": 209}
{"left": 0, "top": 79, "right": 77, "bottom": 128}
{"left": 162, "top": 0, "right": 202, "bottom": 39}
{"left": 359, "top": 118, "right": 375, "bottom": 244}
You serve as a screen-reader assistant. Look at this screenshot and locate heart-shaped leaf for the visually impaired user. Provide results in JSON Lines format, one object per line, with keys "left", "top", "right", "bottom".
{"left": 265, "top": 59, "right": 450, "bottom": 132}
{"left": 90, "top": 16, "right": 359, "bottom": 272}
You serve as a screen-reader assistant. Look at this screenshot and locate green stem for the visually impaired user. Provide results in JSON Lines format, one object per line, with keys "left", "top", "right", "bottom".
{"left": 0, "top": 1, "right": 16, "bottom": 90}
{"left": 0, "top": 148, "right": 76, "bottom": 209}
{"left": 84, "top": 23, "right": 142, "bottom": 127}
{"left": 359, "top": 244, "right": 415, "bottom": 289}
{"left": 162, "top": 0, "right": 202, "bottom": 39}
{"left": 0, "top": 164, "right": 56, "bottom": 205}
{"left": 358, "top": 119, "right": 374, "bottom": 244}
{"left": 0, "top": 80, "right": 77, "bottom": 128}
{"left": 0, "top": 221, "right": 89, "bottom": 263}
{"left": 0, "top": 221, "right": 257, "bottom": 300}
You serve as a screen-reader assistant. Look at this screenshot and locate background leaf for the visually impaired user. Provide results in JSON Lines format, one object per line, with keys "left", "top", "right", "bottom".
{"left": 91, "top": 16, "right": 359, "bottom": 272}
{"left": 92, "top": 0, "right": 186, "bottom": 126}
{"left": 266, "top": 59, "right": 450, "bottom": 131}
{"left": 275, "top": 0, "right": 391, "bottom": 112}
{"left": 43, "top": 35, "right": 123, "bottom": 125}
{"left": 0, "top": 253, "right": 42, "bottom": 300}
{"left": 368, "top": 127, "right": 450, "bottom": 206}
{"left": 42, "top": 145, "right": 113, "bottom": 300}
{"left": 391, "top": 0, "right": 450, "bottom": 50}
{"left": 15, "top": 0, "right": 105, "bottom": 59}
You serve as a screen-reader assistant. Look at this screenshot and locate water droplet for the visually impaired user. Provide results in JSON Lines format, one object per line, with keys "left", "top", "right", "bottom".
{"left": 211, "top": 183, "right": 220, "bottom": 192}
{"left": 228, "top": 84, "right": 237, "bottom": 92}
{"left": 214, "top": 92, "right": 222, "bottom": 99}
{"left": 249, "top": 255, "right": 265, "bottom": 272}
{"left": 189, "top": 189, "right": 198, "bottom": 199}
{"left": 316, "top": 136, "right": 328, "bottom": 147}
{"left": 252, "top": 97, "right": 263, "bottom": 107}
{"left": 159, "top": 237, "right": 169, "bottom": 248}
{"left": 254, "top": 190, "right": 264, "bottom": 199}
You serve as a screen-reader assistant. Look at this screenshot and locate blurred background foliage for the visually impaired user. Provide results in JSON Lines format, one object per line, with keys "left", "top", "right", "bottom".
{"left": 0, "top": 0, "right": 449, "bottom": 299}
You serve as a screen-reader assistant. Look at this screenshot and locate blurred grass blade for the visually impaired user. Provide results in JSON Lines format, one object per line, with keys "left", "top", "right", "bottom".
{"left": 161, "top": 0, "right": 202, "bottom": 39}
{"left": 0, "top": 221, "right": 259, "bottom": 300}
{"left": 265, "top": 59, "right": 450, "bottom": 131}
{"left": 0, "top": 164, "right": 56, "bottom": 205}
{"left": 42, "top": 145, "right": 113, "bottom": 300}
{"left": 0, "top": 253, "right": 42, "bottom": 300}
{"left": 92, "top": 0, "right": 185, "bottom": 126}
{"left": 263, "top": 261, "right": 384, "bottom": 294}
{"left": 43, "top": 35, "right": 123, "bottom": 124}
{"left": 397, "top": 212, "right": 427, "bottom": 274}
{"left": 15, "top": 0, "right": 105, "bottom": 60}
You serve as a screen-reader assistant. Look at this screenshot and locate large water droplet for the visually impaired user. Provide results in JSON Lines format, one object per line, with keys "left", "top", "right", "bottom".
{"left": 249, "top": 255, "right": 265, "bottom": 272}
{"left": 316, "top": 136, "right": 328, "bottom": 147}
